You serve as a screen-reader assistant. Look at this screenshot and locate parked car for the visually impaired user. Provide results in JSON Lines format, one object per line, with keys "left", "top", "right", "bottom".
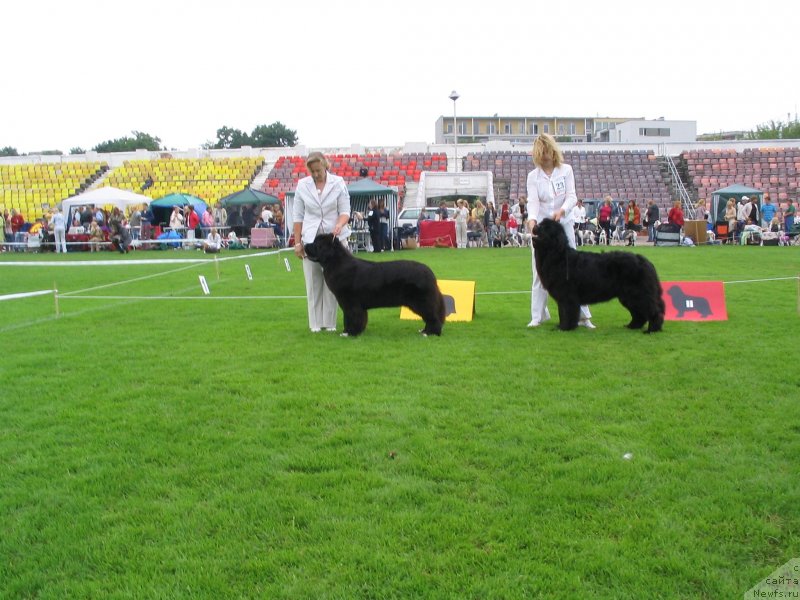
{"left": 396, "top": 206, "right": 456, "bottom": 228}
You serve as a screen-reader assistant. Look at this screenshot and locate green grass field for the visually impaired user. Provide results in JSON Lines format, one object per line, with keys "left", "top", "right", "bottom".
{"left": 1, "top": 244, "right": 798, "bottom": 599}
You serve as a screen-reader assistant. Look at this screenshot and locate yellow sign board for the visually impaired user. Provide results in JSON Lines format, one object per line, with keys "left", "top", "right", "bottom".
{"left": 400, "top": 279, "right": 476, "bottom": 322}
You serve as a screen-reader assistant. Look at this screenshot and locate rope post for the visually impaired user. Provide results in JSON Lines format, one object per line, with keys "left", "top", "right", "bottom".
{"left": 53, "top": 282, "right": 60, "bottom": 318}
{"left": 215, "top": 256, "right": 220, "bottom": 281}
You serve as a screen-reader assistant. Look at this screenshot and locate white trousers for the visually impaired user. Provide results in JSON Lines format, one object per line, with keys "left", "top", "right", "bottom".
{"left": 302, "top": 258, "right": 338, "bottom": 330}
{"left": 455, "top": 220, "right": 468, "bottom": 248}
{"left": 54, "top": 228, "right": 67, "bottom": 253}
{"left": 530, "top": 220, "right": 591, "bottom": 323}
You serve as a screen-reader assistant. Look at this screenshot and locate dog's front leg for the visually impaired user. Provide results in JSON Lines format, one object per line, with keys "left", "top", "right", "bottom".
{"left": 557, "top": 301, "right": 580, "bottom": 330}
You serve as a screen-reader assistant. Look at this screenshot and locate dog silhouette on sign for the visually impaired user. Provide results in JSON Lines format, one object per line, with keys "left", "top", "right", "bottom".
{"left": 666, "top": 285, "right": 712, "bottom": 318}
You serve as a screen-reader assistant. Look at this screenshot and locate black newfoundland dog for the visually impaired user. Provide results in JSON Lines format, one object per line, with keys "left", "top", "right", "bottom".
{"left": 303, "top": 233, "right": 446, "bottom": 337}
{"left": 531, "top": 219, "right": 665, "bottom": 333}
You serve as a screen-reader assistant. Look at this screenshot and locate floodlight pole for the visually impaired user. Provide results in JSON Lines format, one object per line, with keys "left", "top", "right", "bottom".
{"left": 449, "top": 90, "right": 460, "bottom": 173}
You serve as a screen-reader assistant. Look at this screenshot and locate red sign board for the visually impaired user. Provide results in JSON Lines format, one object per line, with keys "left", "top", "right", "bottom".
{"left": 661, "top": 281, "right": 727, "bottom": 321}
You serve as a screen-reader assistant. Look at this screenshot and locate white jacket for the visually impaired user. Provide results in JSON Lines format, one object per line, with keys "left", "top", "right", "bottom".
{"left": 526, "top": 163, "right": 578, "bottom": 225}
{"left": 293, "top": 172, "right": 351, "bottom": 244}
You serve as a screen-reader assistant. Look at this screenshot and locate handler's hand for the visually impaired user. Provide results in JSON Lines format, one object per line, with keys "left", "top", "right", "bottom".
{"left": 294, "top": 243, "right": 305, "bottom": 258}
{"left": 332, "top": 224, "right": 341, "bottom": 237}
{"left": 528, "top": 219, "right": 537, "bottom": 232}
{"left": 552, "top": 210, "right": 564, "bottom": 222}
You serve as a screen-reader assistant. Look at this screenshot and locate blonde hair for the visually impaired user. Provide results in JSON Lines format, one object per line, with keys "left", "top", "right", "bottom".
{"left": 532, "top": 133, "right": 564, "bottom": 168}
{"left": 305, "top": 151, "right": 328, "bottom": 170}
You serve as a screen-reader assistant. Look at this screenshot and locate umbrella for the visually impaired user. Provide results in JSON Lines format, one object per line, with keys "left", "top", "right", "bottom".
{"left": 150, "top": 193, "right": 208, "bottom": 210}
{"left": 150, "top": 193, "right": 208, "bottom": 226}
{"left": 220, "top": 188, "right": 281, "bottom": 207}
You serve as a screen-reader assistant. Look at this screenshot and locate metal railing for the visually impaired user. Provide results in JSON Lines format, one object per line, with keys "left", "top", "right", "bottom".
{"left": 659, "top": 144, "right": 695, "bottom": 219}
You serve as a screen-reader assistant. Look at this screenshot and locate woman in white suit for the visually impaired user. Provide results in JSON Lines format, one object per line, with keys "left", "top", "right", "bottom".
{"left": 526, "top": 134, "right": 594, "bottom": 329}
{"left": 292, "top": 152, "right": 351, "bottom": 332}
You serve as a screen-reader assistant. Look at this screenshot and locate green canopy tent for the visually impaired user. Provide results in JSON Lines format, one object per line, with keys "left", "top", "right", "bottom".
{"left": 285, "top": 178, "right": 399, "bottom": 250}
{"left": 710, "top": 184, "right": 763, "bottom": 223}
{"left": 219, "top": 188, "right": 280, "bottom": 207}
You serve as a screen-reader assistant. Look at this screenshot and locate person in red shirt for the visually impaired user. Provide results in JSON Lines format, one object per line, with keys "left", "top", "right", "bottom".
{"left": 598, "top": 196, "right": 613, "bottom": 245}
{"left": 10, "top": 209, "right": 25, "bottom": 233}
{"left": 668, "top": 200, "right": 685, "bottom": 228}
{"left": 186, "top": 205, "right": 200, "bottom": 239}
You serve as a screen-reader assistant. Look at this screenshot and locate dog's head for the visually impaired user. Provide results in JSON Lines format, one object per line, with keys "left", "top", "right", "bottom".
{"left": 666, "top": 285, "right": 682, "bottom": 298}
{"left": 303, "top": 233, "right": 343, "bottom": 265}
{"left": 530, "top": 218, "right": 568, "bottom": 252}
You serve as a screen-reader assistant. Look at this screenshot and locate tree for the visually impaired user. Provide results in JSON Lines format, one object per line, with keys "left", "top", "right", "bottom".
{"left": 207, "top": 122, "right": 298, "bottom": 149}
{"left": 249, "top": 122, "right": 298, "bottom": 148}
{"left": 70, "top": 147, "right": 86, "bottom": 155}
{"left": 1, "top": 146, "right": 19, "bottom": 157}
{"left": 746, "top": 118, "right": 800, "bottom": 140}
{"left": 92, "top": 131, "right": 163, "bottom": 153}
{"left": 208, "top": 126, "right": 251, "bottom": 149}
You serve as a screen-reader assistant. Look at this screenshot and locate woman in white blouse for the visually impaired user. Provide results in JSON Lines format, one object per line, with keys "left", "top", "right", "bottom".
{"left": 292, "top": 152, "right": 351, "bottom": 332}
{"left": 526, "top": 134, "right": 594, "bottom": 329}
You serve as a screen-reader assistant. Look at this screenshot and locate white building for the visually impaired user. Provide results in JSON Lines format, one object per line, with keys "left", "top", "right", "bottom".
{"left": 604, "top": 119, "right": 697, "bottom": 143}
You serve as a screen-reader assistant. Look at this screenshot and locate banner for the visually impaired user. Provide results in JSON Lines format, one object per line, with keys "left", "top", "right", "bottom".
{"left": 661, "top": 281, "right": 727, "bottom": 321}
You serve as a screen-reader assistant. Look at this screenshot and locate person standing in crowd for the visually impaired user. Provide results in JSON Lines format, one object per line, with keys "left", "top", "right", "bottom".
{"left": 186, "top": 205, "right": 200, "bottom": 239}
{"left": 436, "top": 201, "right": 449, "bottom": 221}
{"left": 668, "top": 200, "right": 685, "bottom": 228}
{"left": 694, "top": 198, "right": 707, "bottom": 222}
{"left": 454, "top": 198, "right": 469, "bottom": 248}
{"left": 748, "top": 196, "right": 760, "bottom": 225}
{"left": 378, "top": 199, "right": 390, "bottom": 250}
{"left": 129, "top": 204, "right": 143, "bottom": 242}
{"left": 572, "top": 198, "right": 587, "bottom": 246}
{"left": 213, "top": 202, "right": 228, "bottom": 229}
{"left": 737, "top": 196, "right": 750, "bottom": 232}
{"left": 292, "top": 152, "right": 351, "bottom": 333}
{"left": 761, "top": 194, "right": 776, "bottom": 229}
{"left": 367, "top": 198, "right": 382, "bottom": 253}
{"left": 0, "top": 209, "right": 6, "bottom": 251}
{"left": 783, "top": 198, "right": 795, "bottom": 232}
{"left": 645, "top": 200, "right": 659, "bottom": 243}
{"left": 526, "top": 133, "right": 594, "bottom": 329}
{"left": 80, "top": 205, "right": 93, "bottom": 228}
{"left": 724, "top": 198, "right": 737, "bottom": 244}
{"left": 598, "top": 196, "right": 613, "bottom": 245}
{"left": 625, "top": 199, "right": 641, "bottom": 246}
{"left": 10, "top": 208, "right": 24, "bottom": 235}
{"left": 169, "top": 205, "right": 184, "bottom": 232}
{"left": 49, "top": 206, "right": 67, "bottom": 253}
{"left": 483, "top": 201, "right": 497, "bottom": 232}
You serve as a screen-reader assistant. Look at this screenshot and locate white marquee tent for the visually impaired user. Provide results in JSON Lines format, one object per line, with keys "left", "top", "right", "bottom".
{"left": 414, "top": 171, "right": 495, "bottom": 207}
{"left": 60, "top": 186, "right": 152, "bottom": 214}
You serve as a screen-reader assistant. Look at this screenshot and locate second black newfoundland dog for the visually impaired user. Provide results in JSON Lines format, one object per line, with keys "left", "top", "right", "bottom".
{"left": 303, "top": 233, "right": 446, "bottom": 337}
{"left": 531, "top": 219, "right": 665, "bottom": 333}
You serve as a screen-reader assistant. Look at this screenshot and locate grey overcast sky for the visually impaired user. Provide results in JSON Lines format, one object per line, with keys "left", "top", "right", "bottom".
{"left": 2, "top": 0, "right": 797, "bottom": 153}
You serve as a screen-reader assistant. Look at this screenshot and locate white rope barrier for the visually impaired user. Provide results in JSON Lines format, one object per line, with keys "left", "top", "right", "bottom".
{"left": 0, "top": 289, "right": 55, "bottom": 302}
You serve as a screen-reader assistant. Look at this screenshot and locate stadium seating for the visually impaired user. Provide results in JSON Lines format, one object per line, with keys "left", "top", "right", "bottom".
{"left": 261, "top": 152, "right": 448, "bottom": 200}
{"left": 103, "top": 157, "right": 264, "bottom": 205}
{"left": 681, "top": 147, "right": 800, "bottom": 202}
{"left": 0, "top": 162, "right": 107, "bottom": 218}
{"left": 464, "top": 150, "right": 672, "bottom": 208}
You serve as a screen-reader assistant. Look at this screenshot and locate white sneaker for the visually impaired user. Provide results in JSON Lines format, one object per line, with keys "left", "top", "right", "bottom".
{"left": 578, "top": 319, "right": 596, "bottom": 329}
{"left": 310, "top": 328, "right": 321, "bottom": 333}
{"left": 527, "top": 320, "right": 542, "bottom": 328}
